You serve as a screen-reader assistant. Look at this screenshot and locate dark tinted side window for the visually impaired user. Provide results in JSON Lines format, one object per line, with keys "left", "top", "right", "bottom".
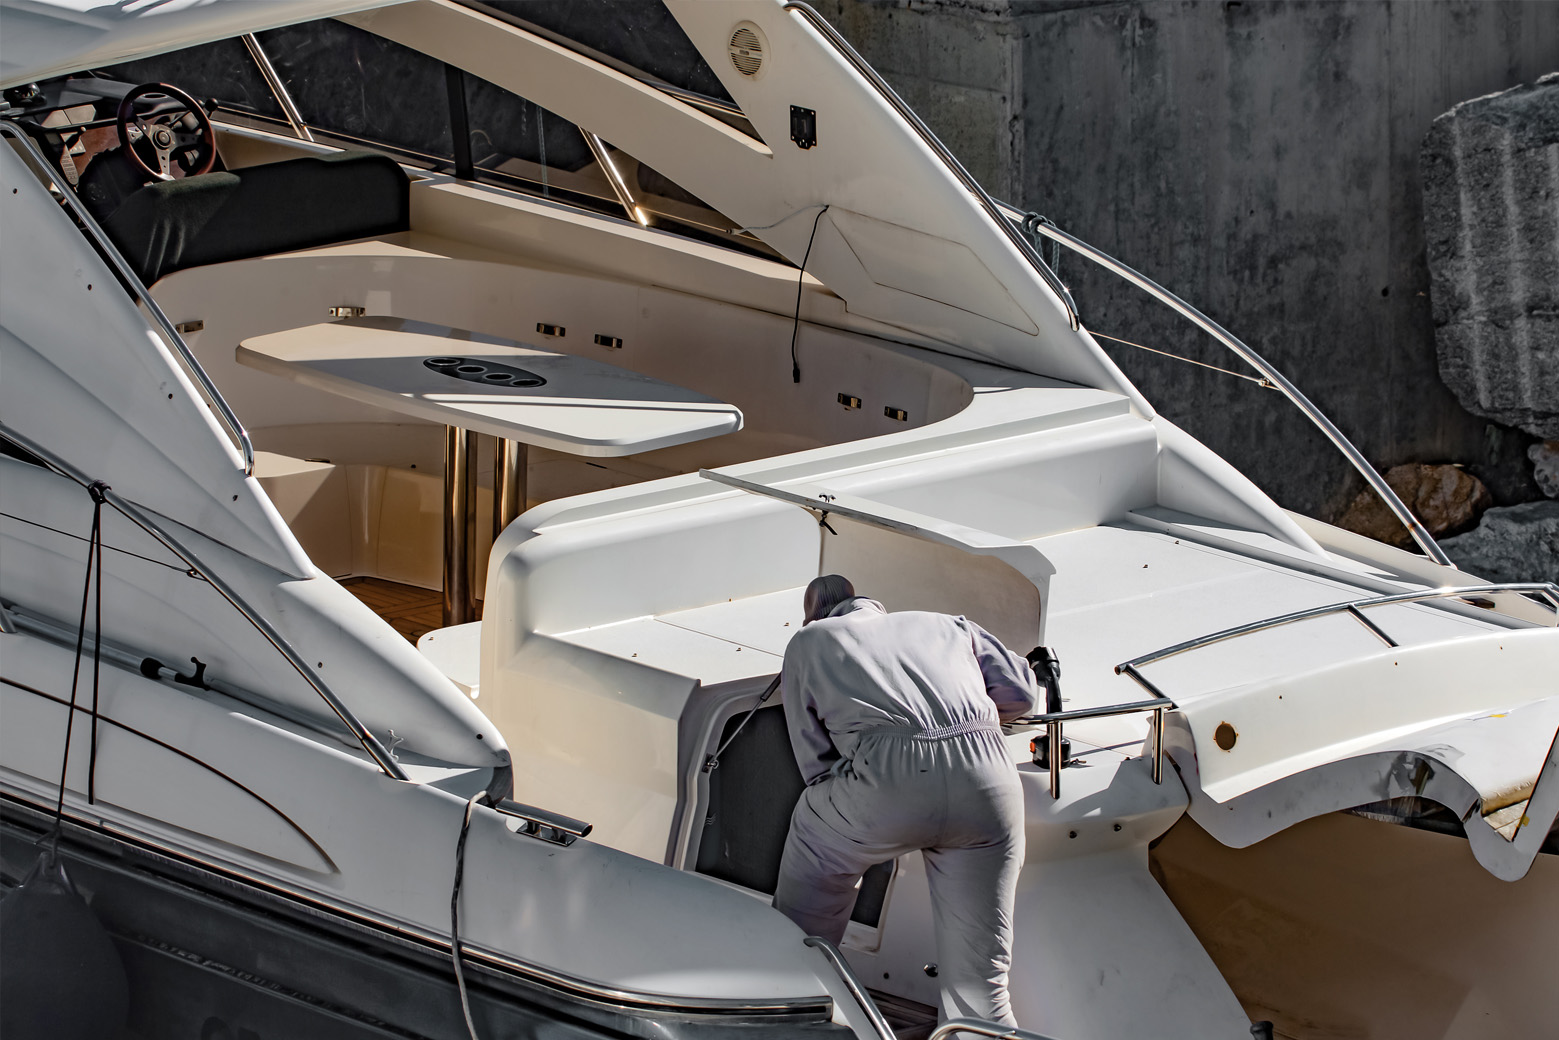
{"left": 459, "top": 73, "right": 622, "bottom": 217}
{"left": 474, "top": 0, "right": 734, "bottom": 103}
{"left": 464, "top": 77, "right": 594, "bottom": 179}
{"left": 255, "top": 20, "right": 452, "bottom": 161}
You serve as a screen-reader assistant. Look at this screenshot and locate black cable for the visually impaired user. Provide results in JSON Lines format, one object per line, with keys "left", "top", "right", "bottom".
{"left": 88, "top": 482, "right": 106, "bottom": 803}
{"left": 451, "top": 793, "right": 486, "bottom": 1040}
{"left": 50, "top": 480, "right": 109, "bottom": 851}
{"left": 790, "top": 205, "right": 829, "bottom": 383}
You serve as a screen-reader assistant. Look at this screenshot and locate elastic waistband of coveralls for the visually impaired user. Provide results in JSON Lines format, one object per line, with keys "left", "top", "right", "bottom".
{"left": 856, "top": 718, "right": 1003, "bottom": 741}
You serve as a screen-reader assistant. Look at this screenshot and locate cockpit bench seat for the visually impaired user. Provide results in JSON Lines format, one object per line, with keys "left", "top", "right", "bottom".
{"left": 104, "top": 151, "right": 409, "bottom": 285}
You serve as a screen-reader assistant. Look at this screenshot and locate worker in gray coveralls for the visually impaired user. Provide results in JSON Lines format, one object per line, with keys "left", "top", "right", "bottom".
{"left": 773, "top": 575, "right": 1038, "bottom": 1025}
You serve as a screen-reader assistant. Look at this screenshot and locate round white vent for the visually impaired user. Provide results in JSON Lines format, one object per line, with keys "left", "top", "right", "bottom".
{"left": 729, "top": 23, "right": 765, "bottom": 78}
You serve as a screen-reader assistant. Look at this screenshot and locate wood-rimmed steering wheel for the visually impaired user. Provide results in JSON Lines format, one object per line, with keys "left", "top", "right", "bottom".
{"left": 115, "top": 82, "right": 216, "bottom": 182}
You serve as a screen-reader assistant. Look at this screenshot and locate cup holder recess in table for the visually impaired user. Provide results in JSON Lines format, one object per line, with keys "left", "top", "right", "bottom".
{"left": 424, "top": 356, "right": 546, "bottom": 388}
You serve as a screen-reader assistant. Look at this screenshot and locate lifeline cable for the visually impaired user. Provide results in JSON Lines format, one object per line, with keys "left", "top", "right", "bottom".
{"left": 49, "top": 480, "right": 110, "bottom": 853}
{"left": 790, "top": 205, "right": 830, "bottom": 383}
{"left": 451, "top": 792, "right": 486, "bottom": 1040}
{"left": 1090, "top": 330, "right": 1276, "bottom": 388}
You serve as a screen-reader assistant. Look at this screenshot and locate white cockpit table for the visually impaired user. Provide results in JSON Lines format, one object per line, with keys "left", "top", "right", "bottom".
{"left": 238, "top": 317, "right": 743, "bottom": 624}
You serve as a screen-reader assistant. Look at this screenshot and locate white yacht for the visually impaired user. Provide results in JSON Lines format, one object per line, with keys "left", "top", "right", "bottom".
{"left": 2, "top": 2, "right": 1555, "bottom": 1038}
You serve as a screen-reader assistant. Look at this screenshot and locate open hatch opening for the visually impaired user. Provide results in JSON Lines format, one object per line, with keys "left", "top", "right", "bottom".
{"left": 694, "top": 702, "right": 893, "bottom": 929}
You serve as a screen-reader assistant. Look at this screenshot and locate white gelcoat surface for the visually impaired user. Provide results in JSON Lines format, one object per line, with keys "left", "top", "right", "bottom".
{"left": 6, "top": 3, "right": 1557, "bottom": 1034}
{"left": 239, "top": 317, "right": 742, "bottom": 456}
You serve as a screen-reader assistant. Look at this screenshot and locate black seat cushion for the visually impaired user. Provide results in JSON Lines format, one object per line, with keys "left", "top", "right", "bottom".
{"left": 103, "top": 151, "right": 410, "bottom": 285}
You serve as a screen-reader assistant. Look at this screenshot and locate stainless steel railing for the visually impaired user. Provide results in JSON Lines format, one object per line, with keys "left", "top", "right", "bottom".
{"left": 782, "top": 3, "right": 1080, "bottom": 329}
{"left": 0, "top": 121, "right": 255, "bottom": 475}
{"left": 804, "top": 936, "right": 898, "bottom": 1040}
{"left": 1021, "top": 696, "right": 1175, "bottom": 800}
{"left": 0, "top": 421, "right": 408, "bottom": 783}
{"left": 930, "top": 1017, "right": 1065, "bottom": 1040}
{"left": 1032, "top": 584, "right": 1559, "bottom": 798}
{"left": 1117, "top": 582, "right": 1559, "bottom": 682}
{"left": 241, "top": 34, "right": 314, "bottom": 143}
{"left": 993, "top": 198, "right": 1452, "bottom": 567}
{"left": 769, "top": 8, "right": 1444, "bottom": 565}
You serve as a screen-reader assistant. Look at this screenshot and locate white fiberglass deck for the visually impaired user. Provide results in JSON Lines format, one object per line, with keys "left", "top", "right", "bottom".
{"left": 551, "top": 512, "right": 1518, "bottom": 768}
{"left": 1033, "top": 519, "right": 1513, "bottom": 745}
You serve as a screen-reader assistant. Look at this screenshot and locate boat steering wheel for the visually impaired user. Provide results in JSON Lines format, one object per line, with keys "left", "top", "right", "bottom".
{"left": 115, "top": 82, "right": 216, "bottom": 182}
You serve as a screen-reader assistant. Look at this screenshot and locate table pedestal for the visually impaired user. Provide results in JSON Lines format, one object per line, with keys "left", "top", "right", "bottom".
{"left": 443, "top": 426, "right": 477, "bottom": 627}
{"left": 495, "top": 438, "right": 527, "bottom": 544}
{"left": 445, "top": 431, "right": 528, "bottom": 628}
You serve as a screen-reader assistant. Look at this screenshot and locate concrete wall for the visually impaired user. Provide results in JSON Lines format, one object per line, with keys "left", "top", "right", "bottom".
{"left": 812, "top": 0, "right": 1025, "bottom": 200}
{"left": 828, "top": 0, "right": 1559, "bottom": 520}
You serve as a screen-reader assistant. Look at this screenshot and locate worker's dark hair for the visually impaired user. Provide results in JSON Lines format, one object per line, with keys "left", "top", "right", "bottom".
{"left": 804, "top": 574, "right": 856, "bottom": 624}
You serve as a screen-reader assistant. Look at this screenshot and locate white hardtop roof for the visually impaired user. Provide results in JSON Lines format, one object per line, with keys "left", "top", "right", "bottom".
{"left": 0, "top": 0, "right": 396, "bottom": 89}
{"left": 1, "top": 0, "right": 1148, "bottom": 404}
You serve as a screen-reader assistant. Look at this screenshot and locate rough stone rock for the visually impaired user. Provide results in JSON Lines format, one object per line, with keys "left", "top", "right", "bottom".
{"left": 1335, "top": 463, "right": 1492, "bottom": 548}
{"left": 1422, "top": 73, "right": 1559, "bottom": 439}
{"left": 1441, "top": 500, "right": 1559, "bottom": 583}
{"left": 1532, "top": 440, "right": 1559, "bottom": 499}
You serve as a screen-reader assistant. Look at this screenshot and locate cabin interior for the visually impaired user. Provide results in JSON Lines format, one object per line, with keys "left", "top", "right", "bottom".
{"left": 16, "top": 59, "right": 989, "bottom": 614}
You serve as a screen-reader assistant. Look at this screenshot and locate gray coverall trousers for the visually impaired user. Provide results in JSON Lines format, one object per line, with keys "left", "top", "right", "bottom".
{"left": 773, "top": 599, "right": 1036, "bottom": 1025}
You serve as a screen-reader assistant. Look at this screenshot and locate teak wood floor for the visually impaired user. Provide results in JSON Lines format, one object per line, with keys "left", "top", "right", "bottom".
{"left": 340, "top": 577, "right": 444, "bottom": 643}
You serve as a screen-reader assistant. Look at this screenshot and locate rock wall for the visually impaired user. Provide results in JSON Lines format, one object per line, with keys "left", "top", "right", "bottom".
{"left": 1441, "top": 501, "right": 1559, "bottom": 583}
{"left": 1422, "top": 73, "right": 1559, "bottom": 441}
{"left": 826, "top": 0, "right": 1559, "bottom": 520}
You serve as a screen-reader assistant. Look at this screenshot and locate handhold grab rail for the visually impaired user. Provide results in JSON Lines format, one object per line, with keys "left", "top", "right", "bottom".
{"left": 929, "top": 1017, "right": 1065, "bottom": 1040}
{"left": 803, "top": 936, "right": 897, "bottom": 1040}
{"left": 1012, "top": 206, "right": 1450, "bottom": 564}
{"left": 994, "top": 198, "right": 1451, "bottom": 566}
{"left": 1018, "top": 696, "right": 1175, "bottom": 799}
{"left": 1116, "top": 582, "right": 1559, "bottom": 676}
{"left": 1105, "top": 583, "right": 1559, "bottom": 798}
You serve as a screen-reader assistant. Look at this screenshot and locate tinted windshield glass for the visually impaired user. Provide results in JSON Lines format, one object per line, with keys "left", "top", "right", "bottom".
{"left": 472, "top": 1, "right": 734, "bottom": 103}
{"left": 101, "top": 37, "right": 283, "bottom": 121}
{"left": 96, "top": 15, "right": 770, "bottom": 258}
{"left": 255, "top": 20, "right": 452, "bottom": 161}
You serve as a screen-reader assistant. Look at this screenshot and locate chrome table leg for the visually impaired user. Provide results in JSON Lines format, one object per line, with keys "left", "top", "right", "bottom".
{"left": 444, "top": 426, "right": 477, "bottom": 626}
{"left": 494, "top": 438, "right": 526, "bottom": 542}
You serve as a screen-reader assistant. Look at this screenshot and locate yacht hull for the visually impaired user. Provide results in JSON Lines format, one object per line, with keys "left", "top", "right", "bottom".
{"left": 0, "top": 798, "right": 847, "bottom": 1040}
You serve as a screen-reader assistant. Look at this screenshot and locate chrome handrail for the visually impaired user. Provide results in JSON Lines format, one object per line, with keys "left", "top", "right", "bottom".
{"left": 241, "top": 34, "right": 314, "bottom": 143}
{"left": 930, "top": 1017, "right": 1064, "bottom": 1040}
{"left": 0, "top": 121, "right": 255, "bottom": 476}
{"left": 782, "top": 3, "right": 1080, "bottom": 329}
{"left": 0, "top": 422, "right": 409, "bottom": 783}
{"left": 1116, "top": 582, "right": 1559, "bottom": 680}
{"left": 580, "top": 129, "right": 647, "bottom": 226}
{"left": 803, "top": 936, "right": 897, "bottom": 1040}
{"left": 1019, "top": 696, "right": 1175, "bottom": 798}
{"left": 993, "top": 198, "right": 1450, "bottom": 566}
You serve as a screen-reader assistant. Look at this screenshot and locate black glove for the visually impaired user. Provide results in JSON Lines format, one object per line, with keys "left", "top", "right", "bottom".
{"left": 1025, "top": 646, "right": 1062, "bottom": 715}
